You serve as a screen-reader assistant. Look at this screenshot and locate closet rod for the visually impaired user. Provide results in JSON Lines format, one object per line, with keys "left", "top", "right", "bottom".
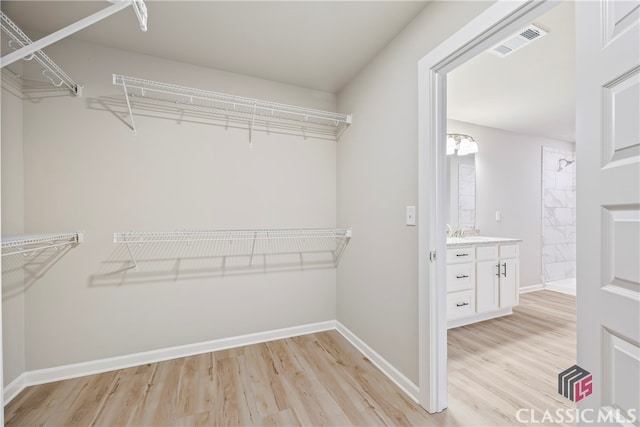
{"left": 0, "top": 0, "right": 147, "bottom": 69}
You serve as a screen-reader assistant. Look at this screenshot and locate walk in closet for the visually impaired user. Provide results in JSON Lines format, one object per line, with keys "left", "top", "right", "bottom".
{"left": 1, "top": 1, "right": 353, "bottom": 413}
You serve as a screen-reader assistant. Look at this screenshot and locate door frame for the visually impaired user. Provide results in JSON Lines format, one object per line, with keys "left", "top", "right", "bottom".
{"left": 417, "top": 0, "right": 561, "bottom": 412}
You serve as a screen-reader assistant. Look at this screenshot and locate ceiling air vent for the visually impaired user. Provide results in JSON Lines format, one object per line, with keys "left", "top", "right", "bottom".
{"left": 489, "top": 24, "right": 549, "bottom": 58}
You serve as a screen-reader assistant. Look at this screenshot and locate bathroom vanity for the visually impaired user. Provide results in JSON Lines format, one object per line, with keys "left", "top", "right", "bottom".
{"left": 446, "top": 236, "right": 522, "bottom": 328}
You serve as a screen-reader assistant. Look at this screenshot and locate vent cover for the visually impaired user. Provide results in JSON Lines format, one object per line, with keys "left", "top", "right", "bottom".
{"left": 489, "top": 24, "right": 549, "bottom": 58}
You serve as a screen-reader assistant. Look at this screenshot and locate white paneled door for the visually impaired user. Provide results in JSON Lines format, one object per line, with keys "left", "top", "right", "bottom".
{"left": 576, "top": 0, "right": 640, "bottom": 425}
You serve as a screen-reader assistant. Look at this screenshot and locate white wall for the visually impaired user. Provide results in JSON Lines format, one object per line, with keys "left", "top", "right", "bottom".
{"left": 447, "top": 119, "right": 575, "bottom": 287}
{"left": 336, "top": 1, "right": 494, "bottom": 385}
{"left": 1, "top": 69, "right": 26, "bottom": 385}
{"left": 15, "top": 38, "right": 339, "bottom": 371}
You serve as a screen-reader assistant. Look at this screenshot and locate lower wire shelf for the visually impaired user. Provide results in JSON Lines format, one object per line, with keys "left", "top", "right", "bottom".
{"left": 113, "top": 228, "right": 352, "bottom": 272}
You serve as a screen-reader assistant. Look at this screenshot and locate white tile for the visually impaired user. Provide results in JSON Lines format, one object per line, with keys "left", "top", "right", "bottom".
{"left": 545, "top": 207, "right": 574, "bottom": 226}
{"left": 543, "top": 226, "right": 566, "bottom": 245}
{"left": 543, "top": 244, "right": 557, "bottom": 263}
{"left": 554, "top": 243, "right": 577, "bottom": 262}
{"left": 544, "top": 189, "right": 567, "bottom": 208}
{"left": 565, "top": 262, "right": 577, "bottom": 278}
{"left": 556, "top": 171, "right": 574, "bottom": 190}
{"left": 545, "top": 262, "right": 566, "bottom": 281}
{"left": 543, "top": 170, "right": 556, "bottom": 187}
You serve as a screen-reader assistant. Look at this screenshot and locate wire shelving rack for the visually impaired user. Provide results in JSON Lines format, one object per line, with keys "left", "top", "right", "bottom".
{"left": 113, "top": 228, "right": 352, "bottom": 271}
{"left": 112, "top": 74, "right": 352, "bottom": 141}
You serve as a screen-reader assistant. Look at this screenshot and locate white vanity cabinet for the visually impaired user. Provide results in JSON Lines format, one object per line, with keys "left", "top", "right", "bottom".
{"left": 446, "top": 238, "right": 520, "bottom": 328}
{"left": 446, "top": 247, "right": 476, "bottom": 320}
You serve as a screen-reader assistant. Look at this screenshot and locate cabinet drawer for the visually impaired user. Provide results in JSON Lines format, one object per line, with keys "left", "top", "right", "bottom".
{"left": 499, "top": 244, "right": 519, "bottom": 259}
{"left": 447, "top": 247, "right": 475, "bottom": 264}
{"left": 447, "top": 263, "right": 474, "bottom": 292}
{"left": 476, "top": 245, "right": 498, "bottom": 261}
{"left": 447, "top": 290, "right": 475, "bottom": 320}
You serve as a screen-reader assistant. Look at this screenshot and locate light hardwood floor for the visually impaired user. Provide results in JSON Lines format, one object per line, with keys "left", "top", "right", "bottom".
{"left": 5, "top": 290, "right": 576, "bottom": 426}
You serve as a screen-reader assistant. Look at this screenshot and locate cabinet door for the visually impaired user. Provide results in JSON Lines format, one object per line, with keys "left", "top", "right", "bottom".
{"left": 476, "top": 260, "right": 499, "bottom": 313}
{"left": 499, "top": 258, "right": 518, "bottom": 308}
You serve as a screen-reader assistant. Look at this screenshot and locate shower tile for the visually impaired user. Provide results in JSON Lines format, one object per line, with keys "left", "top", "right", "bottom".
{"left": 543, "top": 170, "right": 556, "bottom": 187}
{"left": 565, "top": 262, "right": 577, "bottom": 278}
{"left": 556, "top": 171, "right": 574, "bottom": 190}
{"left": 545, "top": 262, "right": 566, "bottom": 281}
{"left": 543, "top": 245, "right": 557, "bottom": 263}
{"left": 543, "top": 148, "right": 561, "bottom": 171}
{"left": 545, "top": 207, "right": 573, "bottom": 226}
{"left": 544, "top": 189, "right": 568, "bottom": 208}
{"left": 543, "top": 226, "right": 566, "bottom": 245}
{"left": 554, "top": 243, "right": 577, "bottom": 262}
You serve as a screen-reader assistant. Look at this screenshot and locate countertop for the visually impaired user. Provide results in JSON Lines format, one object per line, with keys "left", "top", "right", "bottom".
{"left": 446, "top": 236, "right": 522, "bottom": 247}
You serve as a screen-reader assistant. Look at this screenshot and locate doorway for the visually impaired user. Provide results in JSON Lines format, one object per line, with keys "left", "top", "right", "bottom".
{"left": 416, "top": 0, "right": 562, "bottom": 413}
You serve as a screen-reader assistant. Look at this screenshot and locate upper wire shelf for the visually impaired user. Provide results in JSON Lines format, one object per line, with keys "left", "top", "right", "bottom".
{"left": 113, "top": 228, "right": 352, "bottom": 271}
{"left": 112, "top": 74, "right": 352, "bottom": 141}
{"left": 0, "top": 12, "right": 82, "bottom": 95}
{"left": 2, "top": 231, "right": 84, "bottom": 257}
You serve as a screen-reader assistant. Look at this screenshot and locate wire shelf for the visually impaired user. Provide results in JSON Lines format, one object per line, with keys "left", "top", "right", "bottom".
{"left": 112, "top": 74, "right": 352, "bottom": 141}
{"left": 113, "top": 228, "right": 352, "bottom": 271}
{"left": 1, "top": 12, "right": 82, "bottom": 95}
{"left": 2, "top": 231, "right": 84, "bottom": 257}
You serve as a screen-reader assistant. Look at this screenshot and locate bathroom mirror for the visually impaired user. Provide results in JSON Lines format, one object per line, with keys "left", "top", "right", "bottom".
{"left": 446, "top": 154, "right": 476, "bottom": 230}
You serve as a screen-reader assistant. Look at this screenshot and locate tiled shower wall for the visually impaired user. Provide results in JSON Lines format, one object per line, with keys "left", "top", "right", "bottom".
{"left": 542, "top": 147, "right": 576, "bottom": 282}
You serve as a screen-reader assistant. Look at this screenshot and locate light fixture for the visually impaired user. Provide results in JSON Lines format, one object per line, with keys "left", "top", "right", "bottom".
{"left": 446, "top": 133, "right": 478, "bottom": 156}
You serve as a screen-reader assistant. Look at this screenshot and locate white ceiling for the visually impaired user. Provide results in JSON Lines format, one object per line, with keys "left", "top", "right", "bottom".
{"left": 1, "top": 0, "right": 428, "bottom": 93}
{"left": 448, "top": 1, "right": 576, "bottom": 142}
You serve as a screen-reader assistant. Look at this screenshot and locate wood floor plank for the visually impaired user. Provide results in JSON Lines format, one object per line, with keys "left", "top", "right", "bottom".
{"left": 92, "top": 364, "right": 157, "bottom": 426}
{"left": 5, "top": 290, "right": 576, "bottom": 427}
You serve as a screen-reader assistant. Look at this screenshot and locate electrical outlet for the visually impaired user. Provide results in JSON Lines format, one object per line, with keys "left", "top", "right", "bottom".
{"left": 496, "top": 211, "right": 502, "bottom": 221}
{"left": 406, "top": 206, "right": 416, "bottom": 226}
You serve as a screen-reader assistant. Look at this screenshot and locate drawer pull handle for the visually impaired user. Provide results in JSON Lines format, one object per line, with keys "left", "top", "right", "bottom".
{"left": 496, "top": 264, "right": 500, "bottom": 277}
{"left": 502, "top": 262, "right": 507, "bottom": 277}
{"left": 456, "top": 253, "right": 470, "bottom": 257}
{"left": 456, "top": 302, "right": 469, "bottom": 307}
{"left": 456, "top": 275, "right": 469, "bottom": 279}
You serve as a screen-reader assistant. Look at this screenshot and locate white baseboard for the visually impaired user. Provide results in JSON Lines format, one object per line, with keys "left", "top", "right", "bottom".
{"left": 520, "top": 284, "right": 545, "bottom": 294}
{"left": 335, "top": 321, "right": 419, "bottom": 403}
{"left": 545, "top": 279, "right": 576, "bottom": 296}
{"left": 3, "top": 374, "right": 26, "bottom": 405}
{"left": 4, "top": 320, "right": 336, "bottom": 405}
{"left": 447, "top": 307, "right": 513, "bottom": 329}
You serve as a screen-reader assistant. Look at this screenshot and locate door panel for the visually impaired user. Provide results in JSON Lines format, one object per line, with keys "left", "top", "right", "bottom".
{"left": 576, "top": 0, "right": 640, "bottom": 424}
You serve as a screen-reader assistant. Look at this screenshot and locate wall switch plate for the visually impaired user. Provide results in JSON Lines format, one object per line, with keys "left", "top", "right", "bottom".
{"left": 406, "top": 206, "right": 416, "bottom": 226}
{"left": 495, "top": 210, "right": 502, "bottom": 221}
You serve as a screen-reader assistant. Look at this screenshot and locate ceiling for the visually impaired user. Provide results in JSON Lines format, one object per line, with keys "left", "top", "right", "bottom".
{"left": 1, "top": 0, "right": 428, "bottom": 93}
{"left": 2, "top": 1, "right": 576, "bottom": 142}
{"left": 447, "top": 1, "right": 576, "bottom": 143}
